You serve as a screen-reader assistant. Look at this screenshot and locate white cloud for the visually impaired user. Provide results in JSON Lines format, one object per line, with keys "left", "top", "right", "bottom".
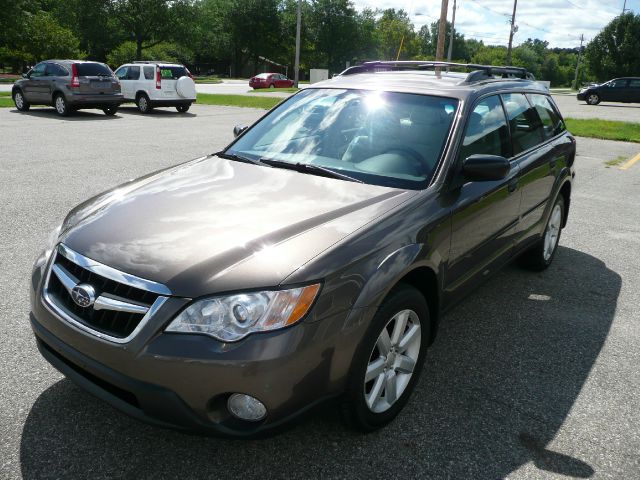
{"left": 352, "top": 0, "right": 635, "bottom": 48}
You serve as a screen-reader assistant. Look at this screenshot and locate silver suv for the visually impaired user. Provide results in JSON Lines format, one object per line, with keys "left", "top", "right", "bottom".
{"left": 12, "top": 60, "right": 123, "bottom": 116}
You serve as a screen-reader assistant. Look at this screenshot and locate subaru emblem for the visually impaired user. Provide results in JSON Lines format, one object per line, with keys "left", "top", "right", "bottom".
{"left": 71, "top": 284, "right": 96, "bottom": 308}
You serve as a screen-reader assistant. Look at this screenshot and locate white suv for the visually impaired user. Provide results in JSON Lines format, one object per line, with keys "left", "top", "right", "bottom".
{"left": 114, "top": 61, "right": 196, "bottom": 113}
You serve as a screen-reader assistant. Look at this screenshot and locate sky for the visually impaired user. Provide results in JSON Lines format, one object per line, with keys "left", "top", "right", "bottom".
{"left": 352, "top": 0, "right": 638, "bottom": 48}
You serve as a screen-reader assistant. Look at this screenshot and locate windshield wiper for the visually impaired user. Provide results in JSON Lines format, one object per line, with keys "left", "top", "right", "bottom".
{"left": 259, "top": 158, "right": 363, "bottom": 183}
{"left": 215, "top": 151, "right": 264, "bottom": 166}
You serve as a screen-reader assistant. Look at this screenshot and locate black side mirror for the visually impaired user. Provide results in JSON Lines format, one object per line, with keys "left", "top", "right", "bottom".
{"left": 233, "top": 125, "right": 248, "bottom": 137}
{"left": 462, "top": 154, "right": 510, "bottom": 181}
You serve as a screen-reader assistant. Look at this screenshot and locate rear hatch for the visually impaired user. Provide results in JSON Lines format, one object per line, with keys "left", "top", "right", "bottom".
{"left": 158, "top": 65, "right": 189, "bottom": 97}
{"left": 74, "top": 62, "right": 120, "bottom": 95}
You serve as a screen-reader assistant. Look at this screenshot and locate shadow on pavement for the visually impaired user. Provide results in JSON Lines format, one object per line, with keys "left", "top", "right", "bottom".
{"left": 20, "top": 247, "right": 618, "bottom": 479}
{"left": 117, "top": 106, "right": 197, "bottom": 117}
{"left": 9, "top": 108, "right": 121, "bottom": 121}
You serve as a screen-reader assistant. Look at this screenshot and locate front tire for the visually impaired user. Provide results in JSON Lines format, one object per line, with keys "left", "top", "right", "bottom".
{"left": 136, "top": 93, "right": 152, "bottom": 114}
{"left": 269, "top": 83, "right": 275, "bottom": 89}
{"left": 519, "top": 196, "right": 565, "bottom": 271}
{"left": 342, "top": 284, "right": 430, "bottom": 432}
{"left": 54, "top": 93, "right": 69, "bottom": 116}
{"left": 586, "top": 93, "right": 600, "bottom": 105}
{"left": 13, "top": 90, "right": 30, "bottom": 111}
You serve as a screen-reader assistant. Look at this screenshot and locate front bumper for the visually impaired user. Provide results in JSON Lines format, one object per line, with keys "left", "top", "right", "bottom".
{"left": 576, "top": 92, "right": 587, "bottom": 100}
{"left": 30, "top": 262, "right": 370, "bottom": 436}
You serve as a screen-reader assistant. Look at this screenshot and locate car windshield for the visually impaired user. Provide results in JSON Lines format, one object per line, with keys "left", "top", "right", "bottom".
{"left": 226, "top": 88, "right": 458, "bottom": 189}
{"left": 76, "top": 63, "right": 112, "bottom": 76}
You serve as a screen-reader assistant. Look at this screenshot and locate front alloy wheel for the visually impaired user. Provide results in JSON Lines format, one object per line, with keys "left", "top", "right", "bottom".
{"left": 365, "top": 309, "right": 421, "bottom": 413}
{"left": 586, "top": 93, "right": 600, "bottom": 105}
{"left": 342, "top": 284, "right": 430, "bottom": 431}
{"left": 13, "top": 91, "right": 30, "bottom": 111}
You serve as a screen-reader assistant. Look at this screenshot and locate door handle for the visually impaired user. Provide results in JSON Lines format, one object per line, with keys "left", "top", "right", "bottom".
{"left": 508, "top": 178, "right": 518, "bottom": 193}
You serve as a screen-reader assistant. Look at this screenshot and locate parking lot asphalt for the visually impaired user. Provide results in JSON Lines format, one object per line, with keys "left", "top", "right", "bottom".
{"left": 1, "top": 105, "right": 639, "bottom": 479}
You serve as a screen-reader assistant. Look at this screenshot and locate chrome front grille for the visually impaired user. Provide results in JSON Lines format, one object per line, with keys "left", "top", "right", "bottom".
{"left": 42, "top": 244, "right": 170, "bottom": 343}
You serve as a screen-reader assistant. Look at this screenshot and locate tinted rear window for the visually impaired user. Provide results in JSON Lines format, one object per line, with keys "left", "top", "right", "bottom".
{"left": 159, "top": 66, "right": 187, "bottom": 79}
{"left": 76, "top": 63, "right": 112, "bottom": 77}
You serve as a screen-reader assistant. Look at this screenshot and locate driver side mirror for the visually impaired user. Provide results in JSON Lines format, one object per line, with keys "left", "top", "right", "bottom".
{"left": 462, "top": 155, "right": 510, "bottom": 181}
{"left": 22, "top": 73, "right": 29, "bottom": 79}
{"left": 233, "top": 124, "right": 248, "bottom": 137}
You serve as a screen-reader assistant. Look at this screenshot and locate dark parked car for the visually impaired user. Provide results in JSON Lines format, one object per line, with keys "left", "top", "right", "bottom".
{"left": 12, "top": 60, "right": 123, "bottom": 116}
{"left": 249, "top": 72, "right": 294, "bottom": 89}
{"left": 577, "top": 77, "right": 640, "bottom": 105}
{"left": 30, "top": 61, "right": 575, "bottom": 437}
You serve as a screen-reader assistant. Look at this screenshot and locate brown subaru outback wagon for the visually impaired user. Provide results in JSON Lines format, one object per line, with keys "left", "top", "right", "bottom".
{"left": 30, "top": 61, "right": 575, "bottom": 437}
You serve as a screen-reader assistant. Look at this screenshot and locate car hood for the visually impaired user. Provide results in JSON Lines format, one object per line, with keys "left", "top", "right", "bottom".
{"left": 61, "top": 156, "right": 416, "bottom": 298}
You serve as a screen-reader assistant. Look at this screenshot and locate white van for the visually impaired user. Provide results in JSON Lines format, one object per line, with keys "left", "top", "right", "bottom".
{"left": 114, "top": 61, "right": 197, "bottom": 113}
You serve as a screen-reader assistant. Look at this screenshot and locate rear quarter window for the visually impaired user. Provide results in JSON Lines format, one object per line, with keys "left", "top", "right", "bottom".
{"left": 76, "top": 63, "right": 112, "bottom": 77}
{"left": 144, "top": 66, "right": 154, "bottom": 80}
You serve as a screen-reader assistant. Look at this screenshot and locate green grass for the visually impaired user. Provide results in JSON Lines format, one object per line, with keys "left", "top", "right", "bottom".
{"left": 194, "top": 76, "right": 223, "bottom": 84}
{"left": 0, "top": 91, "right": 12, "bottom": 107}
{"left": 565, "top": 118, "right": 640, "bottom": 143}
{"left": 250, "top": 87, "right": 299, "bottom": 93}
{"left": 197, "top": 93, "right": 282, "bottom": 109}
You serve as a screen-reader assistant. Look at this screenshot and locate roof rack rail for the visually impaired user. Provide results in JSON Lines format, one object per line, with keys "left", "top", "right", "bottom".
{"left": 338, "top": 61, "right": 535, "bottom": 82}
{"left": 131, "top": 60, "right": 174, "bottom": 64}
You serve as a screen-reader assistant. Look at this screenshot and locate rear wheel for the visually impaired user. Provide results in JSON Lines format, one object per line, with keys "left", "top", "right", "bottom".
{"left": 13, "top": 90, "right": 30, "bottom": 111}
{"left": 102, "top": 106, "right": 118, "bottom": 116}
{"left": 519, "top": 196, "right": 565, "bottom": 271}
{"left": 54, "top": 93, "right": 69, "bottom": 116}
{"left": 176, "top": 104, "right": 190, "bottom": 113}
{"left": 586, "top": 93, "right": 600, "bottom": 105}
{"left": 342, "top": 284, "right": 430, "bottom": 432}
{"left": 136, "top": 93, "right": 152, "bottom": 114}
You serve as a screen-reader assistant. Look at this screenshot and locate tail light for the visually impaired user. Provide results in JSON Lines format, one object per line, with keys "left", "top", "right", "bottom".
{"left": 156, "top": 66, "right": 161, "bottom": 89}
{"left": 70, "top": 64, "right": 80, "bottom": 88}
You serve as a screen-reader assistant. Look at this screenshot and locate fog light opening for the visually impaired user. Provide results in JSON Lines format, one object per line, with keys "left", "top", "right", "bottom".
{"left": 227, "top": 393, "right": 267, "bottom": 422}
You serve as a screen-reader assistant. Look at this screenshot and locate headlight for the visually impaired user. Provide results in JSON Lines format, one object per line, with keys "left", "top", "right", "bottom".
{"left": 166, "top": 283, "right": 321, "bottom": 342}
{"left": 33, "top": 223, "right": 62, "bottom": 271}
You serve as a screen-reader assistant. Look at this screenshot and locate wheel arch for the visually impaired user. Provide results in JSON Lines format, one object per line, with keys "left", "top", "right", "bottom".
{"left": 559, "top": 180, "right": 571, "bottom": 228}
{"left": 393, "top": 266, "right": 440, "bottom": 344}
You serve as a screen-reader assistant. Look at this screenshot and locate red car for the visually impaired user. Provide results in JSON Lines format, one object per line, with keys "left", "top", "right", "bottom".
{"left": 249, "top": 73, "right": 294, "bottom": 89}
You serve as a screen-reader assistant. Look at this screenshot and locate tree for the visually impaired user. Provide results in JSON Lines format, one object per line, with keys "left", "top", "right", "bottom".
{"left": 376, "top": 9, "right": 417, "bottom": 60}
{"left": 309, "top": 0, "right": 359, "bottom": 73}
{"left": 585, "top": 12, "right": 640, "bottom": 81}
{"left": 21, "top": 11, "right": 83, "bottom": 63}
{"left": 109, "top": 0, "right": 188, "bottom": 60}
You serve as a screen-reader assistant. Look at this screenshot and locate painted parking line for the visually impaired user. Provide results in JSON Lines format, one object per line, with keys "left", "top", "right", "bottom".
{"left": 620, "top": 152, "right": 640, "bottom": 170}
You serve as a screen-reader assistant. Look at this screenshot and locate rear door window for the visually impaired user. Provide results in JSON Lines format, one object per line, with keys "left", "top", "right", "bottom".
{"left": 459, "top": 95, "right": 511, "bottom": 161}
{"left": 628, "top": 79, "right": 640, "bottom": 88}
{"left": 501, "top": 93, "right": 544, "bottom": 155}
{"left": 46, "top": 63, "right": 67, "bottom": 76}
{"left": 127, "top": 66, "right": 140, "bottom": 80}
{"left": 528, "top": 94, "right": 566, "bottom": 139}
{"left": 144, "top": 66, "right": 154, "bottom": 80}
{"left": 76, "top": 62, "right": 112, "bottom": 77}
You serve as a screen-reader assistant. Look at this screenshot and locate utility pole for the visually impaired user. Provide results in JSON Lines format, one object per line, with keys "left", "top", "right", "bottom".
{"left": 573, "top": 33, "right": 584, "bottom": 90}
{"left": 293, "top": 0, "right": 302, "bottom": 87}
{"left": 622, "top": 0, "right": 628, "bottom": 14}
{"left": 447, "top": 0, "right": 457, "bottom": 62}
{"left": 435, "top": 0, "right": 449, "bottom": 62}
{"left": 506, "top": 0, "right": 518, "bottom": 65}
